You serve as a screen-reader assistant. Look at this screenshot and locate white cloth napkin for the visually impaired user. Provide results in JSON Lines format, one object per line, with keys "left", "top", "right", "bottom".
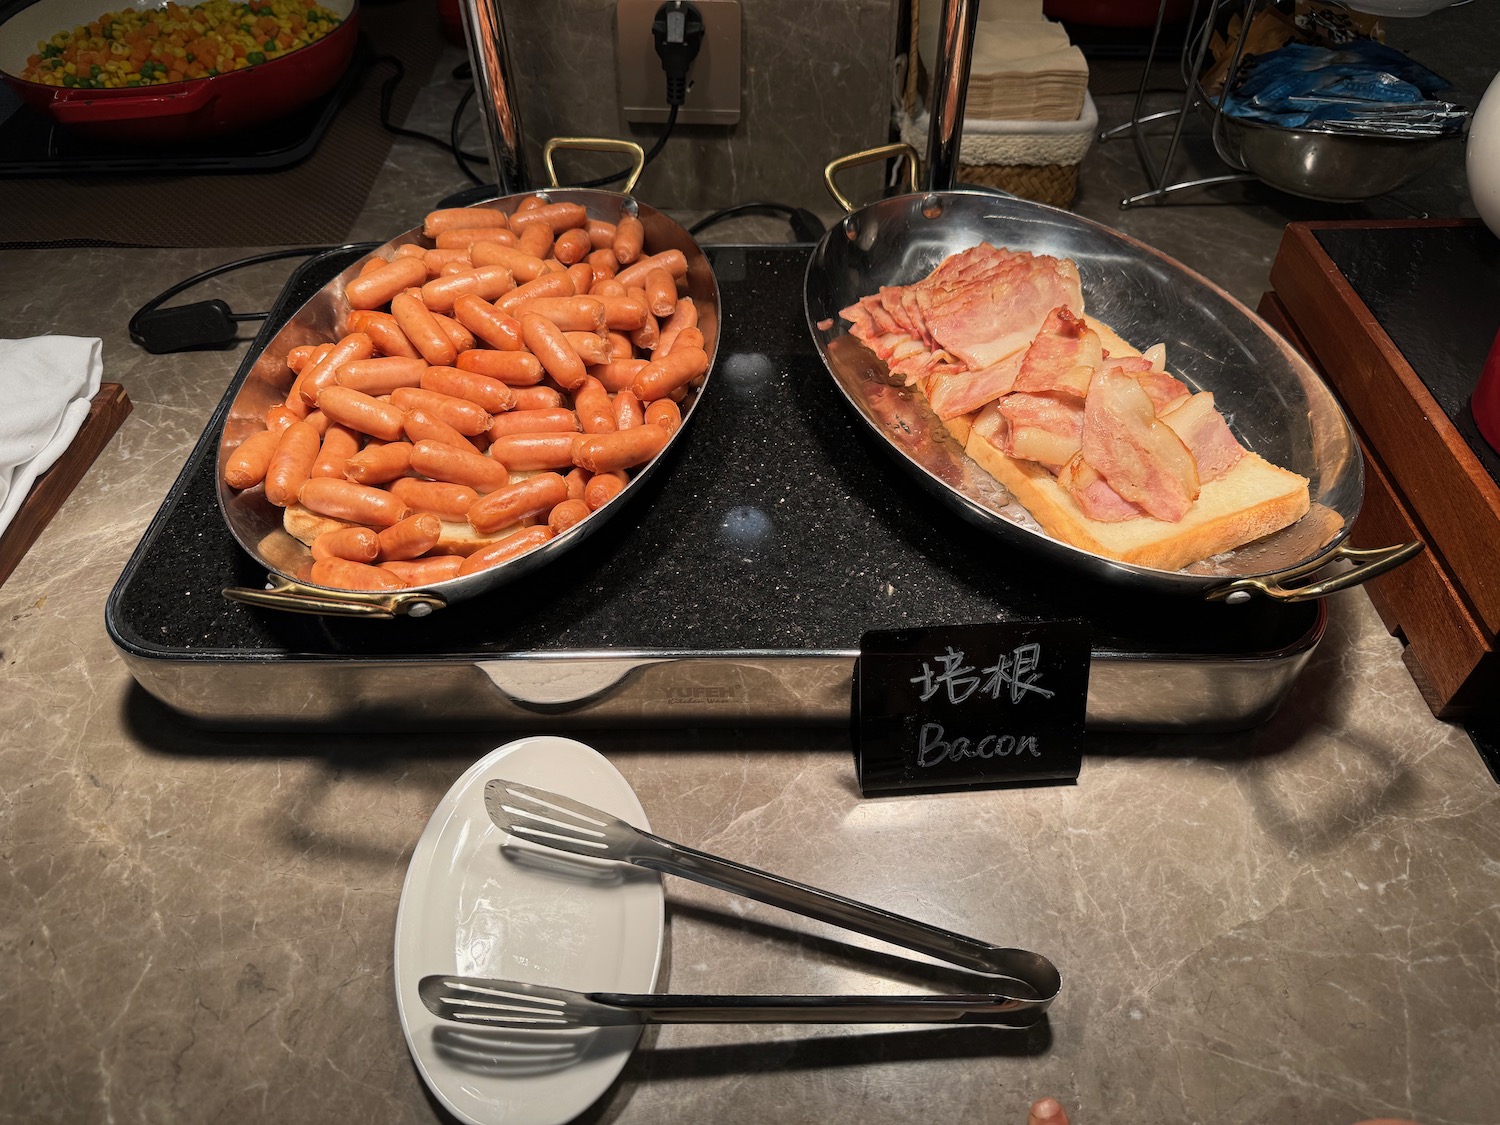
{"left": 0, "top": 336, "right": 104, "bottom": 539}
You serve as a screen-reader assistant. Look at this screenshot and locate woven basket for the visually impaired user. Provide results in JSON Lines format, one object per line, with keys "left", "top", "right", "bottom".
{"left": 957, "top": 161, "right": 1079, "bottom": 208}
{"left": 904, "top": 0, "right": 1088, "bottom": 209}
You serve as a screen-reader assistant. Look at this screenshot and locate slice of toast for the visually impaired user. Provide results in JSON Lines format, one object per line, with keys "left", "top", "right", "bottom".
{"left": 946, "top": 315, "right": 1312, "bottom": 571}
{"left": 964, "top": 437, "right": 1311, "bottom": 571}
{"left": 282, "top": 503, "right": 520, "bottom": 557}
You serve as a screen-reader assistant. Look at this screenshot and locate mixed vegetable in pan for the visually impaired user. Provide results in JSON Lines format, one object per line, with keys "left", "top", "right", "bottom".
{"left": 20, "top": 0, "right": 344, "bottom": 88}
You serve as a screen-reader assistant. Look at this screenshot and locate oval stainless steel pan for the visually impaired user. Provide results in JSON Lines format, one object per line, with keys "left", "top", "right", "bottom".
{"left": 803, "top": 0, "right": 1417, "bottom": 605}
{"left": 215, "top": 141, "right": 718, "bottom": 618}
{"left": 802, "top": 149, "right": 1418, "bottom": 604}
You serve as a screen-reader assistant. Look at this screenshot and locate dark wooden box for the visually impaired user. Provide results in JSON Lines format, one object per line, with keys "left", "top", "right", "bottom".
{"left": 1259, "top": 220, "right": 1500, "bottom": 719}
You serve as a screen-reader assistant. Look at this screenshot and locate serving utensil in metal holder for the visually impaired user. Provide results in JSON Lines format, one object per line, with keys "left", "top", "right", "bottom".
{"left": 419, "top": 779, "right": 1060, "bottom": 1029}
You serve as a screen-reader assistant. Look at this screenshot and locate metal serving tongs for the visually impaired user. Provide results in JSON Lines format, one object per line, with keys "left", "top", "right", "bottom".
{"left": 418, "top": 780, "right": 1059, "bottom": 1029}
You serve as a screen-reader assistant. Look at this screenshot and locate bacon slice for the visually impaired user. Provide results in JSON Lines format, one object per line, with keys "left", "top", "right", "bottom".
{"left": 839, "top": 245, "right": 1084, "bottom": 411}
{"left": 997, "top": 391, "right": 1085, "bottom": 471}
{"left": 1012, "top": 307, "right": 1101, "bottom": 399}
{"left": 1057, "top": 455, "right": 1144, "bottom": 522}
{"left": 927, "top": 351, "right": 1024, "bottom": 420}
{"left": 1134, "top": 368, "right": 1191, "bottom": 415}
{"left": 1081, "top": 364, "right": 1199, "bottom": 522}
{"left": 916, "top": 246, "right": 1084, "bottom": 371}
{"left": 1160, "top": 392, "right": 1245, "bottom": 483}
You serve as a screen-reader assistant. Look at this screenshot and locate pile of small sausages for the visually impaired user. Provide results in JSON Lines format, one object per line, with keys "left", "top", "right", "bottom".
{"left": 221, "top": 195, "right": 708, "bottom": 593}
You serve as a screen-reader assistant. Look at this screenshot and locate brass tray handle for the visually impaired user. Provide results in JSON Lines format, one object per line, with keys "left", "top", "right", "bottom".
{"left": 823, "top": 143, "right": 921, "bottom": 215}
{"left": 542, "top": 137, "right": 647, "bottom": 195}
{"left": 223, "top": 576, "right": 447, "bottom": 619}
{"left": 1206, "top": 540, "right": 1424, "bottom": 604}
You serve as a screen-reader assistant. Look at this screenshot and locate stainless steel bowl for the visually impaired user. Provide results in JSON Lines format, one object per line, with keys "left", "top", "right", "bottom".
{"left": 1194, "top": 0, "right": 1463, "bottom": 203}
{"left": 1206, "top": 101, "right": 1459, "bottom": 202}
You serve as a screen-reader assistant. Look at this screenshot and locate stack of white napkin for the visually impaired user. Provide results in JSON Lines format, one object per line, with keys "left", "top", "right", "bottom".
{"left": 917, "top": 0, "right": 1090, "bottom": 123}
{"left": 0, "top": 336, "right": 104, "bottom": 540}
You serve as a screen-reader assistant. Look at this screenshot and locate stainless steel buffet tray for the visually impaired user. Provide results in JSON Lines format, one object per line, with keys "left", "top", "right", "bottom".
{"left": 106, "top": 244, "right": 1325, "bottom": 732}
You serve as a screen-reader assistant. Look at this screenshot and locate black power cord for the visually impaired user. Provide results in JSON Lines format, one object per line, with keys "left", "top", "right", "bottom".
{"left": 375, "top": 55, "right": 491, "bottom": 186}
{"left": 688, "top": 202, "right": 825, "bottom": 243}
{"left": 376, "top": 5, "right": 704, "bottom": 191}
{"left": 567, "top": 1, "right": 703, "bottom": 189}
{"left": 128, "top": 245, "right": 371, "bottom": 354}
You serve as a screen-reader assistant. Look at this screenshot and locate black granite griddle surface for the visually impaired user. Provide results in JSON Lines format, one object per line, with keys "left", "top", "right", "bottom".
{"left": 106, "top": 244, "right": 1317, "bottom": 662}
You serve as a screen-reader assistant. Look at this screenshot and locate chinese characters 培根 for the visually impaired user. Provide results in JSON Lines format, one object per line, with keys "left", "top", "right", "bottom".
{"left": 909, "top": 644, "right": 1055, "bottom": 706}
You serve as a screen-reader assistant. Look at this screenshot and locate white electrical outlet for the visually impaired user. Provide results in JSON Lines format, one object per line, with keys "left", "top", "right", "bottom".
{"left": 616, "top": 0, "right": 741, "bottom": 126}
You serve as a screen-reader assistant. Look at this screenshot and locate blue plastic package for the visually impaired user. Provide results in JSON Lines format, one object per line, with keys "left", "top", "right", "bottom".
{"left": 1217, "top": 39, "right": 1469, "bottom": 136}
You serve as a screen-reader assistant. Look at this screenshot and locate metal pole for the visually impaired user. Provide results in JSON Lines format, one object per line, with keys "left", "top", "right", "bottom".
{"left": 923, "top": 0, "right": 980, "bottom": 192}
{"left": 458, "top": 0, "right": 529, "bottom": 193}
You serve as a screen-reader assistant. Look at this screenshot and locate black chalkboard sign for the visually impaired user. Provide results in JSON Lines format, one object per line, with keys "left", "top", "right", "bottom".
{"left": 853, "top": 621, "right": 1091, "bottom": 796}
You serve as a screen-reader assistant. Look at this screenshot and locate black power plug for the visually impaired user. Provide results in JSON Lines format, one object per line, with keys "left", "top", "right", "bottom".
{"left": 131, "top": 300, "right": 242, "bottom": 354}
{"left": 652, "top": 1, "right": 705, "bottom": 107}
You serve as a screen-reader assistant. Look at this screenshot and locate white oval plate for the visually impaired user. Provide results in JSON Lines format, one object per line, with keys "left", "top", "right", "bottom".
{"left": 394, "top": 737, "right": 664, "bottom": 1125}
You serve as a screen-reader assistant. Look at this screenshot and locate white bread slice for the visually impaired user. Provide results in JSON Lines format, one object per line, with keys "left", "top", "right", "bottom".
{"left": 282, "top": 503, "right": 521, "bottom": 557}
{"left": 963, "top": 436, "right": 1311, "bottom": 571}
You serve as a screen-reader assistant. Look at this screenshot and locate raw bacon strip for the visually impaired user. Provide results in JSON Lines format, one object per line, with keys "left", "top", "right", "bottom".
{"left": 1012, "top": 307, "right": 1101, "bottom": 399}
{"left": 1160, "top": 392, "right": 1245, "bottom": 483}
{"left": 1081, "top": 364, "right": 1199, "bottom": 522}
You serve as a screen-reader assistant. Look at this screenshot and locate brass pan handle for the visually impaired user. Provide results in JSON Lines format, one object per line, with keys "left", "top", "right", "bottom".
{"left": 223, "top": 576, "right": 447, "bottom": 619}
{"left": 542, "top": 137, "right": 647, "bottom": 195}
{"left": 822, "top": 143, "right": 921, "bottom": 214}
{"left": 1205, "top": 540, "right": 1424, "bottom": 604}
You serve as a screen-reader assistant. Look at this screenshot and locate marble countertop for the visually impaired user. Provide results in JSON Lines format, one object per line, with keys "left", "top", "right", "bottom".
{"left": 4, "top": 83, "right": 1499, "bottom": 1125}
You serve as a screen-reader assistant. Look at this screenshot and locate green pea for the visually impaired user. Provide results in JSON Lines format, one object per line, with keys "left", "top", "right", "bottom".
{"left": 247, "top": 51, "right": 264, "bottom": 63}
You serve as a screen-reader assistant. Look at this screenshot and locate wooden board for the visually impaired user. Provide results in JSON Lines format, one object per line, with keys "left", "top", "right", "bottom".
{"left": 0, "top": 383, "right": 131, "bottom": 589}
{"left": 1268, "top": 221, "right": 1500, "bottom": 633}
{"left": 1260, "top": 221, "right": 1500, "bottom": 719}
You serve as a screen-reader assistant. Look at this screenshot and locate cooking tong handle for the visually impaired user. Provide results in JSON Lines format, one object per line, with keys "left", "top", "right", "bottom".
{"left": 1206, "top": 539, "right": 1424, "bottom": 604}
{"left": 419, "top": 974, "right": 1042, "bottom": 1027}
{"left": 823, "top": 143, "right": 921, "bottom": 214}
{"left": 630, "top": 829, "right": 1058, "bottom": 1003}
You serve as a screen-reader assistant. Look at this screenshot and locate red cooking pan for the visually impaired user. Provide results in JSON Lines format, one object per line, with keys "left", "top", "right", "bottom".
{"left": 0, "top": 0, "right": 358, "bottom": 143}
